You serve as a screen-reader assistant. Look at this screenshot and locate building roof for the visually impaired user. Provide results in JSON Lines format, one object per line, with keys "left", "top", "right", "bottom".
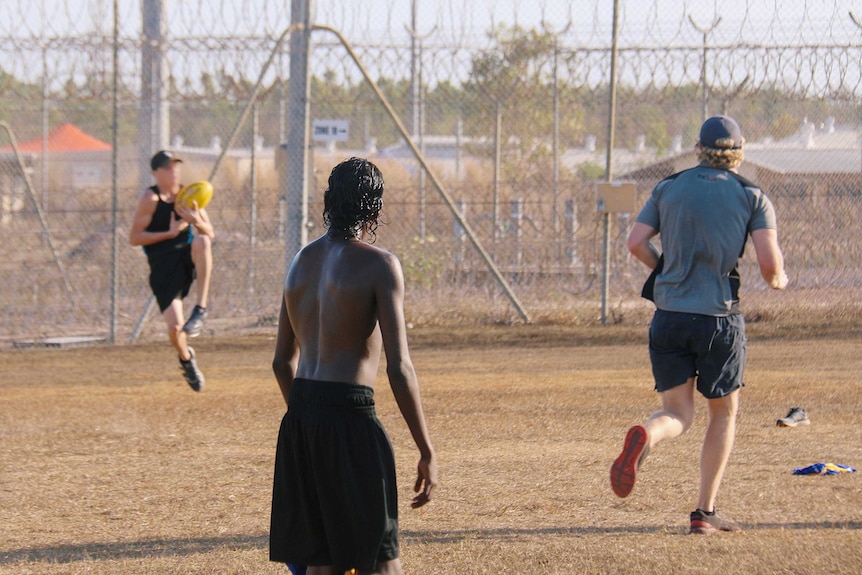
{"left": 621, "top": 142, "right": 862, "bottom": 180}
{"left": 744, "top": 148, "right": 862, "bottom": 175}
{"left": 1, "top": 122, "right": 111, "bottom": 153}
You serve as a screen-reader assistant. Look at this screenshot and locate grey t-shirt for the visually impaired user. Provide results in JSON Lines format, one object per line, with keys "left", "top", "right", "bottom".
{"left": 635, "top": 164, "right": 777, "bottom": 317}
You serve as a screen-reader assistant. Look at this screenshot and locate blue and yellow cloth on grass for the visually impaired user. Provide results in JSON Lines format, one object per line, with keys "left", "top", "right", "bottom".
{"left": 793, "top": 462, "right": 856, "bottom": 475}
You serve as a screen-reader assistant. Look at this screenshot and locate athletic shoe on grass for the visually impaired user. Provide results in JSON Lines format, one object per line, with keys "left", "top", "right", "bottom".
{"left": 777, "top": 407, "right": 810, "bottom": 427}
{"left": 183, "top": 305, "right": 208, "bottom": 338}
{"left": 179, "top": 346, "right": 205, "bottom": 392}
{"left": 610, "top": 425, "right": 650, "bottom": 498}
{"left": 689, "top": 508, "right": 741, "bottom": 534}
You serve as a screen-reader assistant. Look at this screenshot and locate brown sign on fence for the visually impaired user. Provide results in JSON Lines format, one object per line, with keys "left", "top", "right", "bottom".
{"left": 595, "top": 182, "right": 637, "bottom": 213}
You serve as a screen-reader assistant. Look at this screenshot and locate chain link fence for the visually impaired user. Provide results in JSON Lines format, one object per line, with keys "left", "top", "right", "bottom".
{"left": 1, "top": 0, "right": 861, "bottom": 345}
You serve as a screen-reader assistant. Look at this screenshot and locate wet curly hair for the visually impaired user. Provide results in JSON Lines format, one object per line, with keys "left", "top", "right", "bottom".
{"left": 323, "top": 157, "right": 385, "bottom": 242}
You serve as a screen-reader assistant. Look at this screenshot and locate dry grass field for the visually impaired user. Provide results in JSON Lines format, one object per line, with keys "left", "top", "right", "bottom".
{"left": 1, "top": 325, "right": 861, "bottom": 574}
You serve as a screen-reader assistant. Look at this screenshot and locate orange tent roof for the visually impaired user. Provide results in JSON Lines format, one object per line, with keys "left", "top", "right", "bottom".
{"left": 2, "top": 122, "right": 111, "bottom": 153}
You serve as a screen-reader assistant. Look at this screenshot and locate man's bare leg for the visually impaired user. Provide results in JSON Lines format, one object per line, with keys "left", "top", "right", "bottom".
{"left": 644, "top": 377, "right": 697, "bottom": 448}
{"left": 191, "top": 235, "right": 212, "bottom": 309}
{"left": 163, "top": 299, "right": 190, "bottom": 361}
{"left": 169, "top": 297, "right": 204, "bottom": 391}
{"left": 612, "top": 378, "right": 697, "bottom": 497}
{"left": 697, "top": 389, "right": 739, "bottom": 512}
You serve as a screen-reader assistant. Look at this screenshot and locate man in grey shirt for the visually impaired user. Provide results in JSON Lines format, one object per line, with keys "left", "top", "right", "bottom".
{"left": 611, "top": 116, "right": 788, "bottom": 534}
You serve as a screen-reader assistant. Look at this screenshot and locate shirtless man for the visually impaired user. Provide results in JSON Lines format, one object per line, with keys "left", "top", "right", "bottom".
{"left": 129, "top": 151, "right": 214, "bottom": 391}
{"left": 270, "top": 158, "right": 437, "bottom": 575}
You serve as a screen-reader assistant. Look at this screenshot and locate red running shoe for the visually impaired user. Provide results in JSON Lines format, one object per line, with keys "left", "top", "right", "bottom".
{"left": 610, "top": 425, "right": 649, "bottom": 498}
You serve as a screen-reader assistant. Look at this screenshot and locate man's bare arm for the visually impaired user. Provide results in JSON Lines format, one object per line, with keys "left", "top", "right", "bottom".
{"left": 626, "top": 222, "right": 661, "bottom": 269}
{"left": 376, "top": 253, "right": 437, "bottom": 508}
{"left": 751, "top": 228, "right": 788, "bottom": 289}
{"left": 175, "top": 202, "right": 215, "bottom": 239}
{"left": 272, "top": 295, "right": 300, "bottom": 407}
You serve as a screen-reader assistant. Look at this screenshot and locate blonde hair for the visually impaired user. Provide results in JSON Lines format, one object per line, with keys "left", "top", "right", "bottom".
{"left": 698, "top": 144, "right": 745, "bottom": 170}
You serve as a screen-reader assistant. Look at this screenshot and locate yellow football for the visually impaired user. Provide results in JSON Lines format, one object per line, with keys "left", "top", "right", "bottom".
{"left": 176, "top": 181, "right": 213, "bottom": 210}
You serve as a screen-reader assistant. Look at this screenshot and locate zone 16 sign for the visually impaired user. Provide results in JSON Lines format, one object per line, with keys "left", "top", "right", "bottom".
{"left": 312, "top": 120, "right": 349, "bottom": 142}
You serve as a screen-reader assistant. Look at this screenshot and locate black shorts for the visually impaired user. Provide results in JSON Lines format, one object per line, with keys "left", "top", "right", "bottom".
{"left": 649, "top": 310, "right": 746, "bottom": 399}
{"left": 270, "top": 379, "right": 399, "bottom": 572}
{"left": 147, "top": 245, "right": 195, "bottom": 313}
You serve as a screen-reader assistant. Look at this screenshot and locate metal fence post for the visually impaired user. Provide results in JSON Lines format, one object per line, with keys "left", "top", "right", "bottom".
{"left": 139, "top": 0, "right": 169, "bottom": 190}
{"left": 110, "top": 0, "right": 119, "bottom": 344}
{"left": 511, "top": 198, "right": 523, "bottom": 266}
{"left": 851, "top": 11, "right": 862, "bottom": 175}
{"left": 284, "top": 0, "right": 313, "bottom": 265}
{"left": 493, "top": 99, "right": 502, "bottom": 243}
{"left": 689, "top": 14, "right": 722, "bottom": 124}
{"left": 565, "top": 198, "right": 579, "bottom": 267}
{"left": 602, "top": 0, "right": 621, "bottom": 326}
{"left": 249, "top": 102, "right": 258, "bottom": 305}
{"left": 40, "top": 45, "right": 49, "bottom": 219}
{"left": 407, "top": 5, "right": 435, "bottom": 241}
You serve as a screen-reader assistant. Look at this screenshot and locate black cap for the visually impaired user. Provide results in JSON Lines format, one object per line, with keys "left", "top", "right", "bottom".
{"left": 150, "top": 150, "right": 183, "bottom": 171}
{"left": 699, "top": 116, "right": 744, "bottom": 150}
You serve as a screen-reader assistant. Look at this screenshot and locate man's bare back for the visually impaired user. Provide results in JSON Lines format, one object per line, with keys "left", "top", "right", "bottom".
{"left": 283, "top": 235, "right": 394, "bottom": 389}
{"left": 273, "top": 232, "right": 419, "bottom": 397}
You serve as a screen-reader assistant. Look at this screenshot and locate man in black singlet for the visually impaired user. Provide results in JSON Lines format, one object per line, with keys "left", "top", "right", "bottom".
{"left": 129, "top": 151, "right": 215, "bottom": 391}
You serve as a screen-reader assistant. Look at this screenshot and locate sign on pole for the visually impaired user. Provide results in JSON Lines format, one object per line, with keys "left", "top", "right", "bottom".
{"left": 597, "top": 181, "right": 638, "bottom": 326}
{"left": 595, "top": 181, "right": 637, "bottom": 213}
{"left": 312, "top": 119, "right": 349, "bottom": 142}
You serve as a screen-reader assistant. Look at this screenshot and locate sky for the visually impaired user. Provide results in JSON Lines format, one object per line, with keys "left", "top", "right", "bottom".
{"left": 6, "top": 0, "right": 862, "bottom": 47}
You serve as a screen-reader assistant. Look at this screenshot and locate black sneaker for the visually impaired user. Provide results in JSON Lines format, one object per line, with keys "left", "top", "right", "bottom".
{"left": 689, "top": 508, "right": 741, "bottom": 534}
{"left": 183, "top": 305, "right": 208, "bottom": 338}
{"left": 777, "top": 407, "right": 810, "bottom": 427}
{"left": 179, "top": 346, "right": 205, "bottom": 392}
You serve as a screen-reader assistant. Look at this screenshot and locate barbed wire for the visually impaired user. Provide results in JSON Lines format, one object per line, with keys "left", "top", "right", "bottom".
{"left": 2, "top": 1, "right": 861, "bottom": 101}
{"left": 5, "top": 1, "right": 862, "bottom": 44}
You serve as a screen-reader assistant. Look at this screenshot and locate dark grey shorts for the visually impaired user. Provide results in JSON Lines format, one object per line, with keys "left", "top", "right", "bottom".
{"left": 649, "top": 310, "right": 747, "bottom": 399}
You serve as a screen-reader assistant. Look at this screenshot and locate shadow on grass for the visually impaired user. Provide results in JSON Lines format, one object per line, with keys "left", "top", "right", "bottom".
{"left": 403, "top": 520, "right": 862, "bottom": 543}
{"left": 3, "top": 521, "right": 860, "bottom": 565}
{"left": 0, "top": 535, "right": 268, "bottom": 566}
